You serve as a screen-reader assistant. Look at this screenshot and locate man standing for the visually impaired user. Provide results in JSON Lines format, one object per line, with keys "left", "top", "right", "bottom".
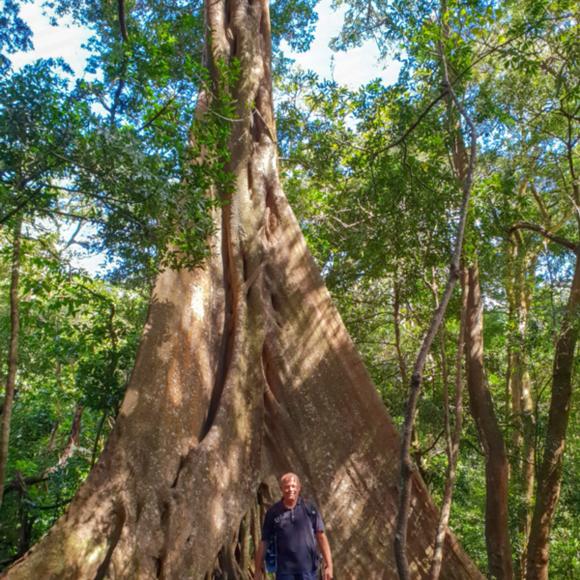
{"left": 254, "top": 473, "right": 333, "bottom": 580}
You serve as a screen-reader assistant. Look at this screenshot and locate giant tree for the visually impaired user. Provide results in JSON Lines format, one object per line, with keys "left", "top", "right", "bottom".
{"left": 2, "top": 0, "right": 482, "bottom": 578}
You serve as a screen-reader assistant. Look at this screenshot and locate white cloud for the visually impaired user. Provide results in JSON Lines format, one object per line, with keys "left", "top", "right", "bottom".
{"left": 12, "top": 0, "right": 399, "bottom": 88}
{"left": 10, "top": 2, "right": 90, "bottom": 75}
{"left": 283, "top": 0, "right": 401, "bottom": 88}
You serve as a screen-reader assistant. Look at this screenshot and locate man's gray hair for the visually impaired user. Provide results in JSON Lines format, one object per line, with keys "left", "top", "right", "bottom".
{"left": 279, "top": 472, "right": 301, "bottom": 487}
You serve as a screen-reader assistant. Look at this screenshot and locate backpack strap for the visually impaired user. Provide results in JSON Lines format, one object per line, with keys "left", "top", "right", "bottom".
{"left": 304, "top": 501, "right": 319, "bottom": 531}
{"left": 304, "top": 501, "right": 322, "bottom": 569}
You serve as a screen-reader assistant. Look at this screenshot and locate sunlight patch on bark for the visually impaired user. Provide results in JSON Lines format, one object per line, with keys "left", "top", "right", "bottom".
{"left": 190, "top": 284, "right": 206, "bottom": 320}
{"left": 328, "top": 464, "right": 365, "bottom": 522}
{"left": 84, "top": 543, "right": 105, "bottom": 567}
{"left": 156, "top": 335, "right": 173, "bottom": 365}
{"left": 470, "top": 343, "right": 483, "bottom": 359}
{"left": 119, "top": 388, "right": 138, "bottom": 417}
{"left": 167, "top": 364, "right": 183, "bottom": 407}
{"left": 211, "top": 497, "right": 226, "bottom": 537}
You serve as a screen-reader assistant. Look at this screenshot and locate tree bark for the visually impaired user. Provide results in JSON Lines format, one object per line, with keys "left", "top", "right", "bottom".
{"left": 2, "top": 2, "right": 482, "bottom": 578}
{"left": 464, "top": 262, "right": 513, "bottom": 579}
{"left": 0, "top": 216, "right": 23, "bottom": 510}
{"left": 525, "top": 251, "right": 579, "bottom": 580}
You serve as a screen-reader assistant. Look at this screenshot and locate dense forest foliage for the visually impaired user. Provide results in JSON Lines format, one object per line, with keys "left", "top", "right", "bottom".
{"left": 0, "top": 0, "right": 577, "bottom": 577}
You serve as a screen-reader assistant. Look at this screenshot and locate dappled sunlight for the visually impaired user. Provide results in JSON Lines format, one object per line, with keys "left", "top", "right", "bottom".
{"left": 253, "top": 191, "right": 480, "bottom": 577}
{"left": 119, "top": 388, "right": 139, "bottom": 418}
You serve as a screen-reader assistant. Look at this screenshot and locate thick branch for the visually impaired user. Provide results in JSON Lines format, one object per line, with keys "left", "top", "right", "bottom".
{"left": 509, "top": 222, "right": 577, "bottom": 252}
{"left": 44, "top": 405, "right": 84, "bottom": 476}
{"left": 110, "top": 1, "right": 130, "bottom": 125}
{"left": 117, "top": 0, "right": 129, "bottom": 42}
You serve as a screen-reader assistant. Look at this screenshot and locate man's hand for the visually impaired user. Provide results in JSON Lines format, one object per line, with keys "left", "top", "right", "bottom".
{"left": 316, "top": 532, "right": 334, "bottom": 580}
{"left": 254, "top": 540, "right": 267, "bottom": 580}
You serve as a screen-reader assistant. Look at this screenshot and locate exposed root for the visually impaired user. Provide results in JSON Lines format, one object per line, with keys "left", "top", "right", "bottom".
{"left": 94, "top": 503, "right": 126, "bottom": 580}
{"left": 205, "top": 489, "right": 275, "bottom": 580}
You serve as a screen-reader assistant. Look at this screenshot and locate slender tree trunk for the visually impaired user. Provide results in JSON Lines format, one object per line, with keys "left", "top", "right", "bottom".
{"left": 393, "top": 278, "right": 408, "bottom": 386}
{"left": 16, "top": 483, "right": 34, "bottom": 558}
{"left": 430, "top": 267, "right": 468, "bottom": 580}
{"left": 526, "top": 251, "right": 579, "bottom": 580}
{"left": 394, "top": 34, "right": 477, "bottom": 578}
{"left": 394, "top": 277, "right": 423, "bottom": 473}
{"left": 506, "top": 232, "right": 536, "bottom": 578}
{"left": 465, "top": 262, "right": 513, "bottom": 579}
{"left": 3, "top": 2, "right": 482, "bottom": 578}
{"left": 47, "top": 404, "right": 84, "bottom": 474}
{"left": 0, "top": 217, "right": 23, "bottom": 510}
{"left": 91, "top": 410, "right": 108, "bottom": 468}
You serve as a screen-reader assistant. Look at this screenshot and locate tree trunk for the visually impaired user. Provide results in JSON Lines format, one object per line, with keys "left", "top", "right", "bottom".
{"left": 16, "top": 480, "right": 35, "bottom": 558}
{"left": 393, "top": 278, "right": 408, "bottom": 386}
{"left": 0, "top": 217, "right": 23, "bottom": 510}
{"left": 505, "top": 232, "right": 536, "bottom": 578}
{"left": 48, "top": 404, "right": 84, "bottom": 474}
{"left": 395, "top": 36, "right": 477, "bottom": 579}
{"left": 464, "top": 262, "right": 513, "bottom": 579}
{"left": 2, "top": 2, "right": 481, "bottom": 578}
{"left": 525, "top": 251, "right": 579, "bottom": 580}
{"left": 430, "top": 267, "right": 468, "bottom": 580}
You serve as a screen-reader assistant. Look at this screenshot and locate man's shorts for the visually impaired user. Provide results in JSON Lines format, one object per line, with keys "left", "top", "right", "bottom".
{"left": 275, "top": 572, "right": 318, "bottom": 580}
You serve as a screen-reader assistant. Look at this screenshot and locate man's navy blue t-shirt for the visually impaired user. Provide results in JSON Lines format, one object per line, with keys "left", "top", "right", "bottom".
{"left": 262, "top": 498, "right": 324, "bottom": 574}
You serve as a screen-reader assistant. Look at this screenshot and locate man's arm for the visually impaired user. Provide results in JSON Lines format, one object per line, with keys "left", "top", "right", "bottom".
{"left": 254, "top": 540, "right": 267, "bottom": 580}
{"left": 316, "top": 532, "right": 333, "bottom": 579}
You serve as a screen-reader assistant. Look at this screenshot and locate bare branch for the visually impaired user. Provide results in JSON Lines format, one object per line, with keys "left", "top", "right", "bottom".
{"left": 509, "top": 222, "right": 577, "bottom": 252}
{"left": 118, "top": 0, "right": 129, "bottom": 42}
{"left": 63, "top": 220, "right": 84, "bottom": 250}
{"left": 138, "top": 95, "right": 177, "bottom": 132}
